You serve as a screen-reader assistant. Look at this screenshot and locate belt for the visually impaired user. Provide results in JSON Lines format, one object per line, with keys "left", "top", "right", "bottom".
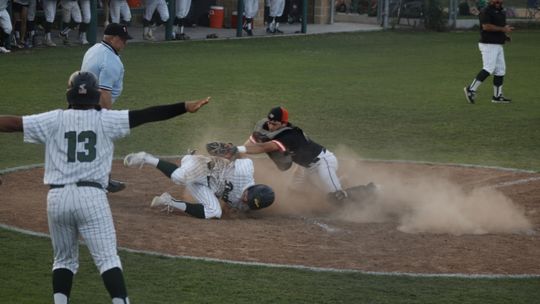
{"left": 49, "top": 181, "right": 103, "bottom": 190}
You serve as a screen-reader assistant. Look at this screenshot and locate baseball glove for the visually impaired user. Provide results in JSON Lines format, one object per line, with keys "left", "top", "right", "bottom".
{"left": 251, "top": 131, "right": 270, "bottom": 143}
{"left": 206, "top": 142, "right": 238, "bottom": 158}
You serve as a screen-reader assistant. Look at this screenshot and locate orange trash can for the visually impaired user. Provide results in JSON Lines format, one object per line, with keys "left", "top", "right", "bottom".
{"left": 209, "top": 6, "right": 224, "bottom": 29}
{"left": 127, "top": 0, "right": 141, "bottom": 8}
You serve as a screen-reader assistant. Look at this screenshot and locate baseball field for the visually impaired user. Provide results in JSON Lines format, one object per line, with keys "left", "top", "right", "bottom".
{"left": 1, "top": 30, "right": 540, "bottom": 303}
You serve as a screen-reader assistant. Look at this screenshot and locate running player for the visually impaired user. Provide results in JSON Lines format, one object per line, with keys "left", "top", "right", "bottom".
{"left": 0, "top": 71, "right": 210, "bottom": 304}
{"left": 123, "top": 151, "right": 275, "bottom": 219}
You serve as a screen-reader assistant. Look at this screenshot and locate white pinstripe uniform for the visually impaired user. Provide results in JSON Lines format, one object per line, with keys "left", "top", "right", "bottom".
{"left": 170, "top": 155, "right": 255, "bottom": 218}
{"left": 175, "top": 0, "right": 190, "bottom": 19}
{"left": 22, "top": 108, "right": 130, "bottom": 275}
{"left": 143, "top": 0, "right": 169, "bottom": 23}
{"left": 268, "top": 0, "right": 285, "bottom": 18}
{"left": 60, "top": 0, "right": 82, "bottom": 24}
{"left": 244, "top": 0, "right": 259, "bottom": 19}
{"left": 110, "top": 0, "right": 132, "bottom": 24}
{"left": 43, "top": 0, "right": 58, "bottom": 23}
{"left": 79, "top": 0, "right": 91, "bottom": 23}
{"left": 0, "top": 0, "right": 12, "bottom": 36}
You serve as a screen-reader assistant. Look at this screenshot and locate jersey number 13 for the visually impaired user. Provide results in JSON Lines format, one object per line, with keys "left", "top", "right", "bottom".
{"left": 64, "top": 131, "right": 97, "bottom": 163}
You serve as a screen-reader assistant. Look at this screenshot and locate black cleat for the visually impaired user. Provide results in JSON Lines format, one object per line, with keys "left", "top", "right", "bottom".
{"left": 107, "top": 179, "right": 126, "bottom": 193}
{"left": 491, "top": 95, "right": 512, "bottom": 104}
{"left": 464, "top": 87, "right": 476, "bottom": 104}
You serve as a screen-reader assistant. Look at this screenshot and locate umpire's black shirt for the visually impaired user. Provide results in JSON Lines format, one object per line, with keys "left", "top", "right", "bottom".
{"left": 479, "top": 4, "right": 507, "bottom": 44}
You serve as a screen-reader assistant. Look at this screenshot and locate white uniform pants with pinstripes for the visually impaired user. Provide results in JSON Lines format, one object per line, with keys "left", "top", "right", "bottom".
{"left": 171, "top": 155, "right": 222, "bottom": 219}
{"left": 110, "top": 0, "right": 132, "bottom": 23}
{"left": 479, "top": 43, "right": 506, "bottom": 76}
{"left": 143, "top": 0, "right": 169, "bottom": 22}
{"left": 243, "top": 0, "right": 259, "bottom": 19}
{"left": 47, "top": 185, "right": 122, "bottom": 274}
{"left": 291, "top": 149, "right": 343, "bottom": 194}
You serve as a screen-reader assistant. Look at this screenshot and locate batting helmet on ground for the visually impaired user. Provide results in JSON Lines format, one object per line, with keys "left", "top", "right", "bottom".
{"left": 246, "top": 184, "right": 275, "bottom": 210}
{"left": 66, "top": 71, "right": 101, "bottom": 107}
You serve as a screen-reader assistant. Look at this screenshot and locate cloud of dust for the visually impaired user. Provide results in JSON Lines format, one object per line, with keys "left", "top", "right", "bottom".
{"left": 182, "top": 131, "right": 532, "bottom": 236}
{"left": 331, "top": 146, "right": 532, "bottom": 235}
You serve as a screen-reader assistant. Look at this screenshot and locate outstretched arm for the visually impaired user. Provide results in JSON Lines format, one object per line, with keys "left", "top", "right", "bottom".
{"left": 128, "top": 97, "right": 210, "bottom": 128}
{"left": 0, "top": 116, "right": 23, "bottom": 132}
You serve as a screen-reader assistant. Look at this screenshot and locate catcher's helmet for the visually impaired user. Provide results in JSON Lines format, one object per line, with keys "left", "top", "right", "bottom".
{"left": 246, "top": 184, "right": 275, "bottom": 210}
{"left": 66, "top": 71, "right": 101, "bottom": 106}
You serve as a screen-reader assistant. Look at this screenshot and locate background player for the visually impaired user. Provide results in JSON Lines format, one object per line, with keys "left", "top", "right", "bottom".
{"left": 172, "top": 0, "right": 191, "bottom": 40}
{"left": 123, "top": 149, "right": 275, "bottom": 219}
{"left": 59, "top": 0, "right": 83, "bottom": 45}
{"left": 464, "top": 0, "right": 513, "bottom": 104}
{"left": 109, "top": 0, "right": 132, "bottom": 26}
{"left": 0, "top": 0, "right": 13, "bottom": 53}
{"left": 0, "top": 70, "right": 210, "bottom": 304}
{"left": 142, "top": 0, "right": 169, "bottom": 41}
{"left": 243, "top": 0, "right": 258, "bottom": 36}
{"left": 210, "top": 106, "right": 378, "bottom": 205}
{"left": 266, "top": 0, "right": 284, "bottom": 34}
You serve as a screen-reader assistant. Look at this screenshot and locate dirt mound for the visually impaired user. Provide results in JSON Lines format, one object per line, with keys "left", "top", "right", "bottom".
{"left": 1, "top": 158, "right": 539, "bottom": 275}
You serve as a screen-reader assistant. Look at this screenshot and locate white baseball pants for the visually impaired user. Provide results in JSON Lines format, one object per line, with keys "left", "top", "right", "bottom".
{"left": 110, "top": 0, "right": 132, "bottom": 23}
{"left": 479, "top": 43, "right": 506, "bottom": 76}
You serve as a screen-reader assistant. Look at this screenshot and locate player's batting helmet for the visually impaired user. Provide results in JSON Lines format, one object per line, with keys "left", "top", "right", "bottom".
{"left": 246, "top": 184, "right": 275, "bottom": 210}
{"left": 66, "top": 71, "right": 101, "bottom": 106}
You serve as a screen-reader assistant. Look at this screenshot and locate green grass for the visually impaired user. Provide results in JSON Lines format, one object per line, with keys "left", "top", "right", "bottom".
{"left": 1, "top": 31, "right": 540, "bottom": 303}
{"left": 1, "top": 229, "right": 539, "bottom": 304}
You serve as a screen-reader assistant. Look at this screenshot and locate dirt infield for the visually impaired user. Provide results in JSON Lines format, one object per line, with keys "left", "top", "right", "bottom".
{"left": 1, "top": 158, "right": 539, "bottom": 275}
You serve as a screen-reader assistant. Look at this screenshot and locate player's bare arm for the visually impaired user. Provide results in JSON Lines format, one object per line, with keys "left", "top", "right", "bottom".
{"left": 482, "top": 23, "right": 514, "bottom": 33}
{"left": 0, "top": 116, "right": 23, "bottom": 132}
{"left": 244, "top": 141, "right": 281, "bottom": 154}
{"left": 99, "top": 89, "right": 113, "bottom": 109}
{"left": 185, "top": 96, "right": 211, "bottom": 113}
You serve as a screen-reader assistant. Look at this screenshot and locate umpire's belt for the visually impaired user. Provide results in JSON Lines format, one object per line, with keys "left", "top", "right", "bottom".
{"left": 49, "top": 181, "right": 103, "bottom": 190}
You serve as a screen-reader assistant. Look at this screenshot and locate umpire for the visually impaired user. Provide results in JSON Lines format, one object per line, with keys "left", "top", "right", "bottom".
{"left": 81, "top": 23, "right": 132, "bottom": 192}
{"left": 464, "top": 0, "right": 514, "bottom": 104}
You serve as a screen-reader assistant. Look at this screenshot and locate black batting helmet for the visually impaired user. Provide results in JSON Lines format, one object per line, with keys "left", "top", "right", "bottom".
{"left": 66, "top": 71, "right": 101, "bottom": 106}
{"left": 246, "top": 184, "right": 275, "bottom": 210}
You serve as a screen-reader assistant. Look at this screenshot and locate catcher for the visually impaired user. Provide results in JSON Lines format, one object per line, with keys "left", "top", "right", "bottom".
{"left": 207, "top": 106, "right": 379, "bottom": 205}
{"left": 123, "top": 150, "right": 275, "bottom": 219}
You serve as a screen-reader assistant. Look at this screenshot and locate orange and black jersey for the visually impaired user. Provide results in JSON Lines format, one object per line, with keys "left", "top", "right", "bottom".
{"left": 264, "top": 122, "right": 324, "bottom": 167}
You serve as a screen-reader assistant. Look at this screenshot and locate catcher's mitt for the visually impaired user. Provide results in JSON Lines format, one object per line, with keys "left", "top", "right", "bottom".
{"left": 251, "top": 131, "right": 270, "bottom": 143}
{"left": 206, "top": 142, "right": 238, "bottom": 158}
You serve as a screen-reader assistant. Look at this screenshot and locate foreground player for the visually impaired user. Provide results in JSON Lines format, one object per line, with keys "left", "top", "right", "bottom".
{"left": 0, "top": 71, "right": 209, "bottom": 304}
{"left": 208, "top": 106, "right": 378, "bottom": 205}
{"left": 464, "top": 0, "right": 514, "bottom": 104}
{"left": 123, "top": 151, "right": 275, "bottom": 219}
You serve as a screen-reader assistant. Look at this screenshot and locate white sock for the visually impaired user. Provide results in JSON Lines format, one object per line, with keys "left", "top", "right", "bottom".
{"left": 54, "top": 293, "right": 69, "bottom": 304}
{"left": 494, "top": 85, "right": 502, "bottom": 97}
{"left": 112, "top": 297, "right": 130, "bottom": 304}
{"left": 470, "top": 79, "right": 482, "bottom": 91}
{"left": 169, "top": 197, "right": 187, "bottom": 211}
{"left": 144, "top": 154, "right": 159, "bottom": 167}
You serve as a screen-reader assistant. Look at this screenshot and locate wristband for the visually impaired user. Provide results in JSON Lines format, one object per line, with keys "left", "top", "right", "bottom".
{"left": 237, "top": 146, "right": 247, "bottom": 153}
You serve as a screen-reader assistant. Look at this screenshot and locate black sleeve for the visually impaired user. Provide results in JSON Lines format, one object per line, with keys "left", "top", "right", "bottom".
{"left": 156, "top": 160, "right": 179, "bottom": 178}
{"left": 128, "top": 102, "right": 187, "bottom": 128}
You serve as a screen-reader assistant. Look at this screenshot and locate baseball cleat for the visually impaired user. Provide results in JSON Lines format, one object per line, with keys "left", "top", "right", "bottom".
{"left": 464, "top": 87, "right": 476, "bottom": 104}
{"left": 151, "top": 192, "right": 173, "bottom": 208}
{"left": 107, "top": 179, "right": 126, "bottom": 193}
{"left": 0, "top": 46, "right": 10, "bottom": 54}
{"left": 491, "top": 95, "right": 512, "bottom": 104}
{"left": 123, "top": 152, "right": 147, "bottom": 168}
